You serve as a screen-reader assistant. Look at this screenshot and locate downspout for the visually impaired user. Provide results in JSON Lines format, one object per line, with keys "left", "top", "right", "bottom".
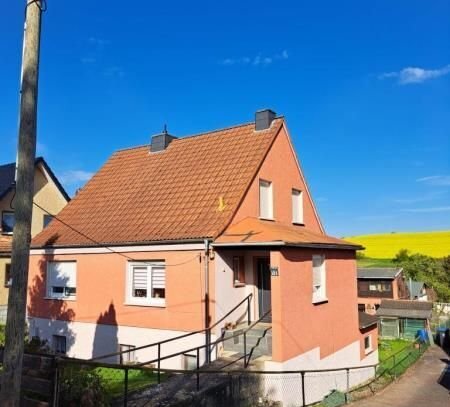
{"left": 204, "top": 239, "right": 210, "bottom": 364}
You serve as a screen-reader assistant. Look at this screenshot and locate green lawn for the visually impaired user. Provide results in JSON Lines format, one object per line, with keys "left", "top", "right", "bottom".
{"left": 96, "top": 367, "right": 161, "bottom": 397}
{"left": 377, "top": 339, "right": 424, "bottom": 377}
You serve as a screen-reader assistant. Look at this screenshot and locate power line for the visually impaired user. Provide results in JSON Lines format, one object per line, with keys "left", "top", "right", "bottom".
{"left": 32, "top": 201, "right": 202, "bottom": 268}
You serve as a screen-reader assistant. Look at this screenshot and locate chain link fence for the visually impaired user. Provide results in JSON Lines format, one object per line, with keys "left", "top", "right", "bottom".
{"left": 53, "top": 340, "right": 428, "bottom": 406}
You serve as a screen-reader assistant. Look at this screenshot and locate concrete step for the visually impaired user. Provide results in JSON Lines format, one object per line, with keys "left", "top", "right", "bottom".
{"left": 222, "top": 322, "right": 272, "bottom": 357}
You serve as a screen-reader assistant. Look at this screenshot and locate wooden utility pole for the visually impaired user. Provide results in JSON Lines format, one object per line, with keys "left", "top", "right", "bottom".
{"left": 0, "top": 1, "right": 43, "bottom": 405}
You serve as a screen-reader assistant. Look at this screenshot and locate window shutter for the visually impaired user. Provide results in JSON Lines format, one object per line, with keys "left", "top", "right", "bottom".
{"left": 292, "top": 189, "right": 303, "bottom": 223}
{"left": 313, "top": 264, "right": 322, "bottom": 287}
{"left": 48, "top": 262, "right": 76, "bottom": 292}
{"left": 152, "top": 267, "right": 165, "bottom": 289}
{"left": 133, "top": 267, "right": 148, "bottom": 290}
{"left": 259, "top": 180, "right": 273, "bottom": 219}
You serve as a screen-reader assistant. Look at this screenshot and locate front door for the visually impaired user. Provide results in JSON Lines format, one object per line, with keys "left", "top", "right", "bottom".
{"left": 257, "top": 257, "right": 271, "bottom": 321}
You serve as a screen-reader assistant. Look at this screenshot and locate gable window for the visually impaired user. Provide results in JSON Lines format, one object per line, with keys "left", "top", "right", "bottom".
{"left": 43, "top": 214, "right": 53, "bottom": 228}
{"left": 127, "top": 262, "right": 166, "bottom": 306}
{"left": 52, "top": 335, "right": 67, "bottom": 354}
{"left": 119, "top": 344, "right": 136, "bottom": 364}
{"left": 47, "top": 261, "right": 77, "bottom": 299}
{"left": 312, "top": 255, "right": 327, "bottom": 303}
{"left": 232, "top": 256, "right": 245, "bottom": 286}
{"left": 259, "top": 180, "right": 273, "bottom": 219}
{"left": 292, "top": 189, "right": 303, "bottom": 224}
{"left": 1, "top": 212, "right": 15, "bottom": 234}
{"left": 364, "top": 335, "right": 372, "bottom": 354}
{"left": 4, "top": 264, "right": 11, "bottom": 288}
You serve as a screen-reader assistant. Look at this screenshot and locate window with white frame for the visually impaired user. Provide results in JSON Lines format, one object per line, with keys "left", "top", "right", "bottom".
{"left": 312, "top": 255, "right": 326, "bottom": 303}
{"left": 259, "top": 180, "right": 273, "bottom": 219}
{"left": 364, "top": 335, "right": 372, "bottom": 353}
{"left": 292, "top": 189, "right": 303, "bottom": 224}
{"left": 47, "top": 261, "right": 77, "bottom": 299}
{"left": 119, "top": 344, "right": 136, "bottom": 364}
{"left": 127, "top": 262, "right": 166, "bottom": 306}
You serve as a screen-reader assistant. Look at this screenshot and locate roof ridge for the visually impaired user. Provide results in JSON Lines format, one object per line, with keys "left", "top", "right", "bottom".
{"left": 115, "top": 116, "right": 285, "bottom": 153}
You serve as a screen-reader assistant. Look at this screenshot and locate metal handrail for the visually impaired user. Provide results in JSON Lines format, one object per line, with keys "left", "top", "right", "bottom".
{"left": 91, "top": 293, "right": 253, "bottom": 361}
{"left": 134, "top": 308, "right": 272, "bottom": 386}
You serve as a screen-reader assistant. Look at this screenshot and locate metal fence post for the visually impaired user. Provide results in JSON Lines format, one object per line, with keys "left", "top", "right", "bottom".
{"left": 301, "top": 371, "right": 306, "bottom": 407}
{"left": 196, "top": 347, "right": 200, "bottom": 391}
{"left": 243, "top": 332, "right": 247, "bottom": 368}
{"left": 345, "top": 368, "right": 350, "bottom": 404}
{"left": 157, "top": 343, "right": 161, "bottom": 384}
{"left": 123, "top": 367, "right": 129, "bottom": 407}
{"left": 393, "top": 354, "right": 396, "bottom": 379}
{"left": 247, "top": 296, "right": 251, "bottom": 326}
{"left": 52, "top": 358, "right": 60, "bottom": 407}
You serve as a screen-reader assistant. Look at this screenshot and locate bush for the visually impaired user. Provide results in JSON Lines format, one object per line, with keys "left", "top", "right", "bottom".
{"left": 59, "top": 365, "right": 108, "bottom": 406}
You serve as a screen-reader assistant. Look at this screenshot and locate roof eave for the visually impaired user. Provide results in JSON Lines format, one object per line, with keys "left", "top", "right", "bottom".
{"left": 212, "top": 241, "right": 361, "bottom": 250}
{"left": 30, "top": 237, "right": 210, "bottom": 250}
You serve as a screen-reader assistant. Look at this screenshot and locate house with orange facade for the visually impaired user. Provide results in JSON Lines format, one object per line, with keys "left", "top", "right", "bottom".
{"left": 27, "top": 110, "right": 378, "bottom": 404}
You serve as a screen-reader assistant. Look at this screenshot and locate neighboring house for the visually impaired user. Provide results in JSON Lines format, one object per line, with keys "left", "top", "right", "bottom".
{"left": 357, "top": 268, "right": 409, "bottom": 315}
{"left": 406, "top": 280, "right": 436, "bottom": 302}
{"left": 377, "top": 299, "right": 432, "bottom": 339}
{"left": 0, "top": 158, "right": 70, "bottom": 306}
{"left": 28, "top": 110, "right": 378, "bottom": 404}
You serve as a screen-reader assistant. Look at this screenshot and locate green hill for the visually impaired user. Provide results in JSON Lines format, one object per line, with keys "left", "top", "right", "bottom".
{"left": 345, "top": 230, "right": 450, "bottom": 265}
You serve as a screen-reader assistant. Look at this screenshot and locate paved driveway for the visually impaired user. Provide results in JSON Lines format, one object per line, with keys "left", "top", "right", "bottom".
{"left": 351, "top": 345, "right": 449, "bottom": 407}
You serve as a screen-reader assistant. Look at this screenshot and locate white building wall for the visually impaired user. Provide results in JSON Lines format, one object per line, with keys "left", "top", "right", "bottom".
{"left": 214, "top": 250, "right": 270, "bottom": 335}
{"left": 263, "top": 340, "right": 378, "bottom": 406}
{"left": 29, "top": 317, "right": 215, "bottom": 369}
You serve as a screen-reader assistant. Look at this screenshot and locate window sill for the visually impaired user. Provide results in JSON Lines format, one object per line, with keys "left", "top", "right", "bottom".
{"left": 292, "top": 222, "right": 305, "bottom": 226}
{"left": 365, "top": 348, "right": 373, "bottom": 356}
{"left": 233, "top": 282, "right": 246, "bottom": 288}
{"left": 258, "top": 217, "right": 275, "bottom": 222}
{"left": 312, "top": 297, "right": 328, "bottom": 305}
{"left": 44, "top": 297, "right": 76, "bottom": 302}
{"left": 124, "top": 301, "right": 166, "bottom": 308}
{"left": 1, "top": 232, "right": 13, "bottom": 236}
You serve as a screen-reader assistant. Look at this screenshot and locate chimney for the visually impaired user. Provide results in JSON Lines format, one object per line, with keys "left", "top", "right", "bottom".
{"left": 255, "top": 109, "right": 276, "bottom": 131}
{"left": 150, "top": 125, "right": 177, "bottom": 152}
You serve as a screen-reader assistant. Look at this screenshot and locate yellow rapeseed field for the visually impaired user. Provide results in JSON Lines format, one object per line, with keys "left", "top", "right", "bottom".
{"left": 345, "top": 230, "right": 450, "bottom": 259}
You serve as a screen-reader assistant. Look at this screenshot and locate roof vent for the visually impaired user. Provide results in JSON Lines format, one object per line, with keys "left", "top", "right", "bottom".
{"left": 150, "top": 125, "right": 177, "bottom": 152}
{"left": 255, "top": 109, "right": 276, "bottom": 131}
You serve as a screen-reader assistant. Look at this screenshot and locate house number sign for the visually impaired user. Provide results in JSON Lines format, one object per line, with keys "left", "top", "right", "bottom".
{"left": 270, "top": 266, "right": 279, "bottom": 276}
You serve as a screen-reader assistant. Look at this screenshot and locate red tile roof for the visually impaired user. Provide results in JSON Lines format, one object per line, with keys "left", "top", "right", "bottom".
{"left": 32, "top": 119, "right": 284, "bottom": 248}
{"left": 0, "top": 235, "right": 12, "bottom": 255}
{"left": 214, "top": 217, "right": 361, "bottom": 249}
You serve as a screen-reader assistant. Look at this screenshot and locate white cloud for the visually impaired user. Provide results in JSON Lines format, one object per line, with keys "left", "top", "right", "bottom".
{"left": 220, "top": 50, "right": 289, "bottom": 67}
{"left": 402, "top": 206, "right": 450, "bottom": 213}
{"left": 416, "top": 175, "right": 450, "bottom": 186}
{"left": 60, "top": 170, "right": 94, "bottom": 186}
{"left": 379, "top": 64, "right": 450, "bottom": 84}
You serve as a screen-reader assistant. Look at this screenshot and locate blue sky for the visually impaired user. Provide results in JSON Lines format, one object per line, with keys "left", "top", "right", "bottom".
{"left": 1, "top": 0, "right": 449, "bottom": 237}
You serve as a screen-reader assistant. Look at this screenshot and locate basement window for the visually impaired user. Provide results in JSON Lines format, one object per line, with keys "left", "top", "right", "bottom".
{"left": 119, "top": 344, "right": 136, "bottom": 364}
{"left": 52, "top": 335, "right": 67, "bottom": 354}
